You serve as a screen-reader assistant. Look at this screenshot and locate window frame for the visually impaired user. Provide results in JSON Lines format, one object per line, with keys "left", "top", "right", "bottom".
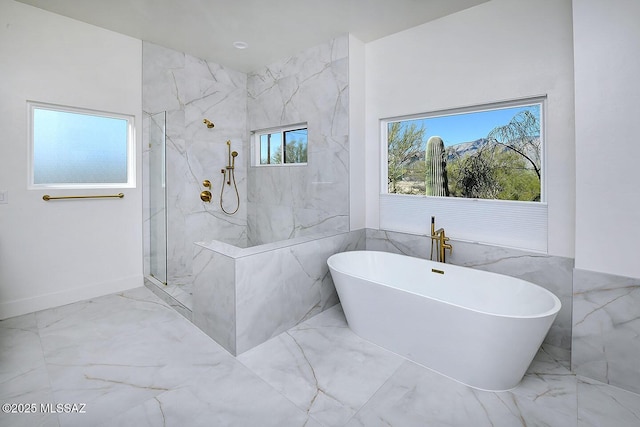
{"left": 252, "top": 123, "right": 308, "bottom": 167}
{"left": 27, "top": 101, "right": 136, "bottom": 190}
{"left": 380, "top": 96, "right": 546, "bottom": 203}
{"left": 378, "top": 96, "right": 549, "bottom": 253}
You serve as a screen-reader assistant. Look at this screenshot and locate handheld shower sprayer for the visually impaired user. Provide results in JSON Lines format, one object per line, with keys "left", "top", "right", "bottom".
{"left": 219, "top": 140, "right": 240, "bottom": 215}
{"left": 199, "top": 121, "right": 239, "bottom": 213}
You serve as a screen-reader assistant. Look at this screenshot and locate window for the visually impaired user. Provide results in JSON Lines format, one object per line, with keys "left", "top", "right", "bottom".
{"left": 379, "top": 97, "right": 548, "bottom": 252}
{"left": 254, "top": 124, "right": 308, "bottom": 166}
{"left": 383, "top": 98, "right": 544, "bottom": 202}
{"left": 28, "top": 101, "right": 135, "bottom": 188}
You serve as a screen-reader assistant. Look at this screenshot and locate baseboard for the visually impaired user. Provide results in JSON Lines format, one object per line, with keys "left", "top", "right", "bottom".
{"left": 0, "top": 274, "right": 143, "bottom": 320}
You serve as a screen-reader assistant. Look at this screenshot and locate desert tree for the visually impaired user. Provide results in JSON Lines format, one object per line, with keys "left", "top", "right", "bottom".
{"left": 487, "top": 110, "right": 541, "bottom": 179}
{"left": 387, "top": 121, "right": 426, "bottom": 193}
{"left": 454, "top": 145, "right": 501, "bottom": 199}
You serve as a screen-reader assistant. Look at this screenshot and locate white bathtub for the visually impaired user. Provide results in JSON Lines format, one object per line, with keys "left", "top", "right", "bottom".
{"left": 327, "top": 250, "right": 561, "bottom": 391}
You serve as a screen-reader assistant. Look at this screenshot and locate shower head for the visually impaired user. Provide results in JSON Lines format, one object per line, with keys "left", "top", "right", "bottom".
{"left": 203, "top": 118, "right": 215, "bottom": 128}
{"left": 231, "top": 151, "right": 238, "bottom": 157}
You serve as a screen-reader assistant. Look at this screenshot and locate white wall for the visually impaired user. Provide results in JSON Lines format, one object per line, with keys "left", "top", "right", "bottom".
{"left": 573, "top": 0, "right": 640, "bottom": 279}
{"left": 349, "top": 34, "right": 366, "bottom": 230}
{"left": 364, "top": 0, "right": 575, "bottom": 257}
{"left": 0, "top": 1, "right": 143, "bottom": 319}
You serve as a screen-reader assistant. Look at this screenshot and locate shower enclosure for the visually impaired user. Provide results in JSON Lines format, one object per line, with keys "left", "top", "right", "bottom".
{"left": 143, "top": 36, "right": 356, "bottom": 353}
{"left": 147, "top": 111, "right": 166, "bottom": 285}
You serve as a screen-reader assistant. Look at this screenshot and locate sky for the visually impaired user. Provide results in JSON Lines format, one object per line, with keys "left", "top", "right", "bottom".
{"left": 393, "top": 104, "right": 541, "bottom": 147}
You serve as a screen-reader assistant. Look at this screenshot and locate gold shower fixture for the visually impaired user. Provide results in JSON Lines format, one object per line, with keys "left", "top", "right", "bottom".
{"left": 200, "top": 179, "right": 212, "bottom": 202}
{"left": 220, "top": 140, "right": 240, "bottom": 215}
{"left": 203, "top": 118, "right": 215, "bottom": 128}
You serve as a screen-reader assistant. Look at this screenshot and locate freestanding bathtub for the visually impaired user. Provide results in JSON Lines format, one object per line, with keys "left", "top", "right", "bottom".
{"left": 327, "top": 250, "right": 561, "bottom": 391}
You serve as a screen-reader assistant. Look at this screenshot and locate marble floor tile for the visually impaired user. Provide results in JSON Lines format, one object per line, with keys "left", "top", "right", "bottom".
{"left": 35, "top": 287, "right": 232, "bottom": 427}
{"left": 102, "top": 359, "right": 323, "bottom": 427}
{"left": 346, "top": 358, "right": 578, "bottom": 427}
{"left": 0, "top": 314, "right": 59, "bottom": 427}
{"left": 143, "top": 279, "right": 193, "bottom": 322}
{"left": 577, "top": 376, "right": 640, "bottom": 427}
{"left": 237, "top": 305, "right": 405, "bottom": 426}
{"left": 2, "top": 286, "right": 639, "bottom": 427}
{"left": 161, "top": 282, "right": 194, "bottom": 310}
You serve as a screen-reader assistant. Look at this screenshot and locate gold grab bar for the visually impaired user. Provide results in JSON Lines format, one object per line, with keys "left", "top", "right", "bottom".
{"left": 43, "top": 193, "right": 124, "bottom": 201}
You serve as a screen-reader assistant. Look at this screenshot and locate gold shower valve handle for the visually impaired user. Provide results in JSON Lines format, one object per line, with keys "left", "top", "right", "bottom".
{"left": 202, "top": 179, "right": 211, "bottom": 188}
{"left": 200, "top": 190, "right": 212, "bottom": 203}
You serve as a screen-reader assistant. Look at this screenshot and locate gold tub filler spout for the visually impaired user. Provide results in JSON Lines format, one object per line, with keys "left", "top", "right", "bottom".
{"left": 430, "top": 216, "right": 453, "bottom": 263}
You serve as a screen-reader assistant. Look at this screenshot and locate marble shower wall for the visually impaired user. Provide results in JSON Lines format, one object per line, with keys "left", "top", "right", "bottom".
{"left": 246, "top": 36, "right": 350, "bottom": 246}
{"left": 365, "top": 229, "right": 575, "bottom": 353}
{"left": 572, "top": 268, "right": 640, "bottom": 395}
{"left": 143, "top": 41, "right": 248, "bottom": 285}
{"left": 192, "top": 229, "right": 365, "bottom": 355}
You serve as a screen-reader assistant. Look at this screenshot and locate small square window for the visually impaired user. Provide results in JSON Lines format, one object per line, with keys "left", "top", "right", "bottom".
{"left": 254, "top": 125, "right": 307, "bottom": 166}
{"left": 28, "top": 101, "right": 135, "bottom": 189}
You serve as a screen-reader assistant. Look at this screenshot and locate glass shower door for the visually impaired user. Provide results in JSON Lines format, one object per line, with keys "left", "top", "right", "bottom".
{"left": 149, "top": 111, "right": 167, "bottom": 284}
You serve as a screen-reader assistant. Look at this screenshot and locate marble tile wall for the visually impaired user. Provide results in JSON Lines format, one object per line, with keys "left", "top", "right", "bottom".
{"left": 143, "top": 36, "right": 351, "bottom": 288}
{"left": 142, "top": 36, "right": 355, "bottom": 359}
{"left": 192, "top": 230, "right": 365, "bottom": 355}
{"left": 235, "top": 229, "right": 365, "bottom": 354}
{"left": 365, "top": 229, "right": 574, "bottom": 352}
{"left": 246, "top": 36, "right": 350, "bottom": 245}
{"left": 572, "top": 268, "right": 640, "bottom": 395}
{"left": 192, "top": 246, "right": 236, "bottom": 353}
{"left": 142, "top": 41, "right": 248, "bottom": 285}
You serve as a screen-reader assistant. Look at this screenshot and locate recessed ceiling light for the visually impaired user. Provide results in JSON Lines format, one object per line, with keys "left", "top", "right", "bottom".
{"left": 233, "top": 41, "right": 249, "bottom": 50}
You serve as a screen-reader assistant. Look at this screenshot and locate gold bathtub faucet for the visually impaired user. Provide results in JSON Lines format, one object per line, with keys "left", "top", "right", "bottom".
{"left": 430, "top": 216, "right": 453, "bottom": 263}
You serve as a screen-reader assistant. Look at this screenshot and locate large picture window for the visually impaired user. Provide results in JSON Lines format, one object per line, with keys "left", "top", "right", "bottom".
{"left": 29, "top": 101, "right": 135, "bottom": 189}
{"left": 383, "top": 98, "right": 544, "bottom": 202}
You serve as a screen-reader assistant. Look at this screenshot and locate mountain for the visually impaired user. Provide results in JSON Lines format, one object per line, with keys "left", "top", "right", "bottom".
{"left": 445, "top": 138, "right": 491, "bottom": 159}
{"left": 403, "top": 136, "right": 540, "bottom": 166}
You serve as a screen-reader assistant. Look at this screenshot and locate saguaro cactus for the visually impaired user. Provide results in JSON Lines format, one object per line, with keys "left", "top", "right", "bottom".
{"left": 425, "top": 136, "right": 450, "bottom": 196}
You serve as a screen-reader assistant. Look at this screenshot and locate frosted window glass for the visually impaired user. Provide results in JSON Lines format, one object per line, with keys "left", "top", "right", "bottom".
{"left": 32, "top": 107, "right": 130, "bottom": 185}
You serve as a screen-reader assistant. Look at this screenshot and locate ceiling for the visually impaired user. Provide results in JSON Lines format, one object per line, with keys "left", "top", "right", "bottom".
{"left": 16, "top": 0, "right": 488, "bottom": 73}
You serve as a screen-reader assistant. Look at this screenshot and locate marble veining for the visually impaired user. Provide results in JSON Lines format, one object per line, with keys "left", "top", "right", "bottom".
{"left": 246, "top": 36, "right": 350, "bottom": 245}
{"left": 346, "top": 355, "right": 578, "bottom": 427}
{"left": 143, "top": 41, "right": 248, "bottom": 287}
{"left": 577, "top": 376, "right": 640, "bottom": 426}
{"left": 1, "top": 286, "right": 638, "bottom": 426}
{"left": 234, "top": 230, "right": 364, "bottom": 354}
{"left": 572, "top": 268, "right": 640, "bottom": 395}
{"left": 143, "top": 278, "right": 193, "bottom": 321}
{"left": 0, "top": 314, "right": 58, "bottom": 427}
{"left": 238, "top": 305, "right": 405, "bottom": 426}
{"left": 193, "top": 229, "right": 365, "bottom": 355}
{"left": 142, "top": 37, "right": 351, "bottom": 334}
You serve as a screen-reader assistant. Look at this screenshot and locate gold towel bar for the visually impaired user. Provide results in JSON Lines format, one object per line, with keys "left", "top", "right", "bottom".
{"left": 43, "top": 193, "right": 124, "bottom": 201}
